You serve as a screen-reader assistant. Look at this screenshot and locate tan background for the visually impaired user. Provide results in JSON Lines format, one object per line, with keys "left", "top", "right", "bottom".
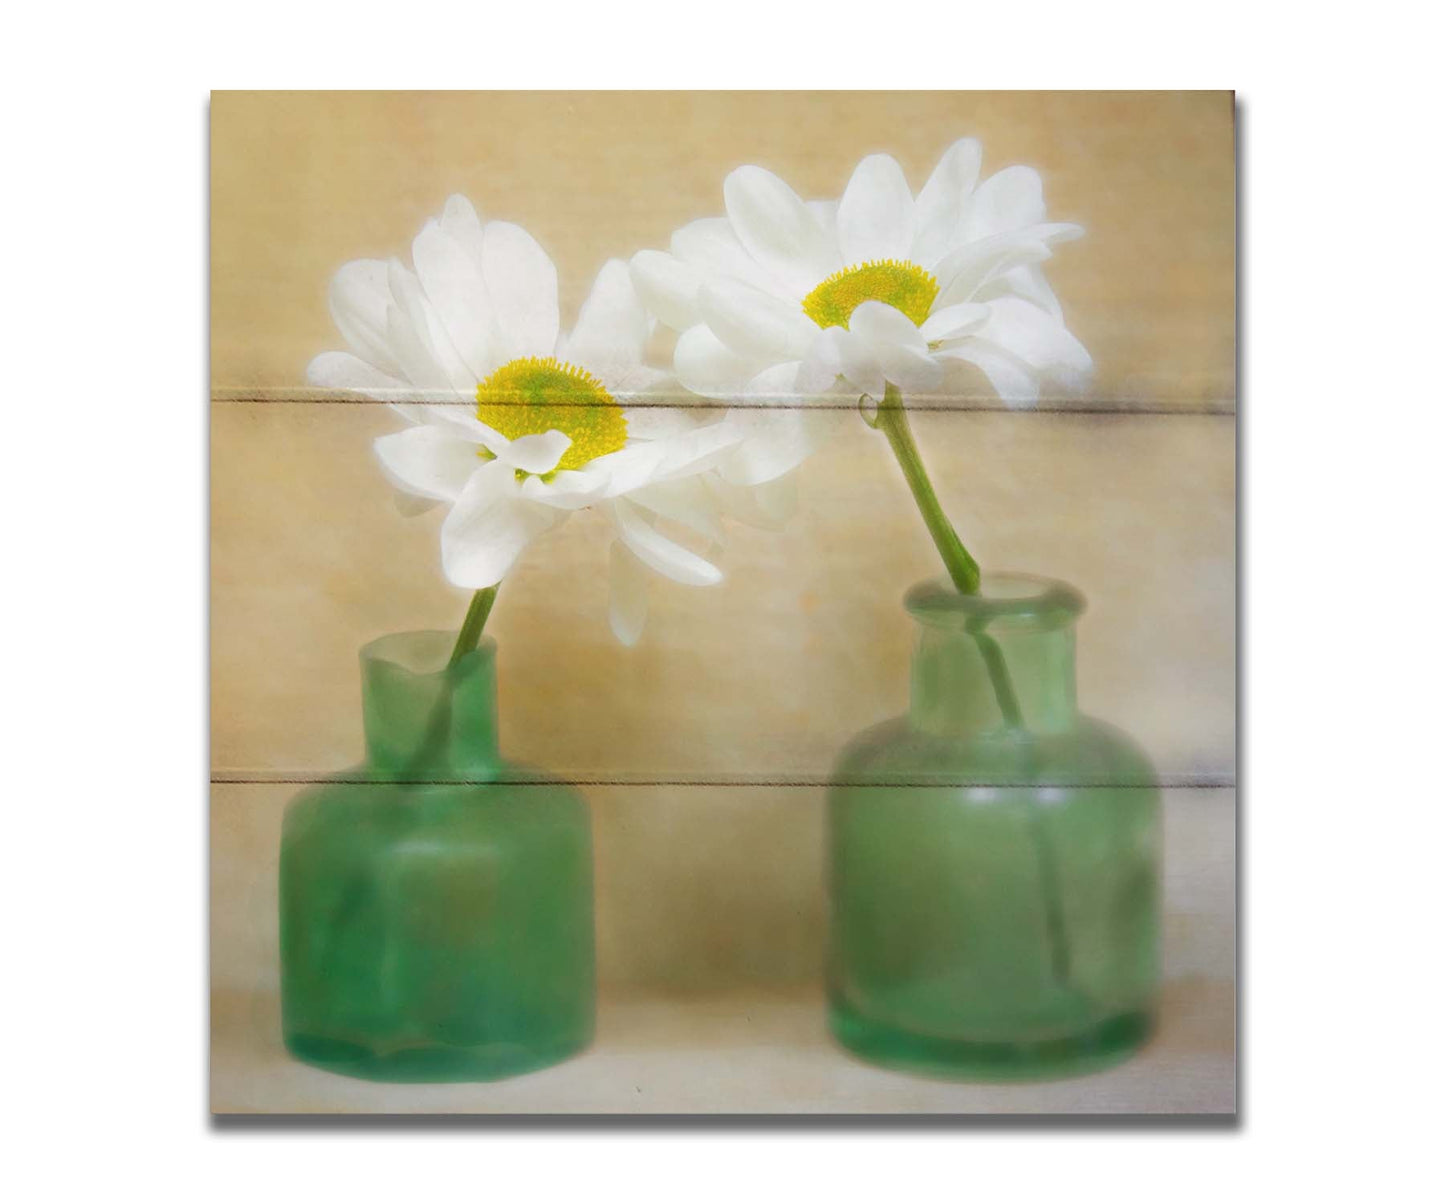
{"left": 209, "top": 92, "right": 1235, "bottom": 1112}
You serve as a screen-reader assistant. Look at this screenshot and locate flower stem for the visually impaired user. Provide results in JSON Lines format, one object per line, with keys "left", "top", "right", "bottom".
{"left": 871, "top": 384, "right": 1070, "bottom": 987}
{"left": 874, "top": 385, "right": 981, "bottom": 595}
{"left": 447, "top": 586, "right": 499, "bottom": 669}
{"left": 874, "top": 385, "right": 1021, "bottom": 728}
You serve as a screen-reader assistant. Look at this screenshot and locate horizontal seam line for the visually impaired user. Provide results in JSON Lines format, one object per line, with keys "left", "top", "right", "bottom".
{"left": 212, "top": 776, "right": 1235, "bottom": 789}
{"left": 210, "top": 395, "right": 1236, "bottom": 416}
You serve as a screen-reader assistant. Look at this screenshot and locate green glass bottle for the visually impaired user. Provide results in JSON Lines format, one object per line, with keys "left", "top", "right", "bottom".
{"left": 279, "top": 631, "right": 595, "bottom": 1082}
{"left": 828, "top": 575, "right": 1161, "bottom": 1079}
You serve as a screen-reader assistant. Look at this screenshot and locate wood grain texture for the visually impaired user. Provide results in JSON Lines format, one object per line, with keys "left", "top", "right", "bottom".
{"left": 211, "top": 404, "right": 1235, "bottom": 782}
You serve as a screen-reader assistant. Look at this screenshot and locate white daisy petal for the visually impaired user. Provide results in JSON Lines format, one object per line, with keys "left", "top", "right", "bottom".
{"left": 938, "top": 343, "right": 1041, "bottom": 408}
{"left": 979, "top": 297, "right": 1093, "bottom": 386}
{"left": 438, "top": 195, "right": 488, "bottom": 276}
{"left": 796, "top": 327, "right": 846, "bottom": 397}
{"left": 481, "top": 221, "right": 560, "bottom": 359}
{"left": 307, "top": 351, "right": 409, "bottom": 399}
{"left": 837, "top": 153, "right": 915, "bottom": 265}
{"left": 875, "top": 343, "right": 944, "bottom": 394}
{"left": 698, "top": 278, "right": 818, "bottom": 361}
{"left": 329, "top": 259, "right": 400, "bottom": 375}
{"left": 611, "top": 497, "right": 724, "bottom": 586}
{"left": 912, "top": 138, "right": 983, "bottom": 267}
{"left": 806, "top": 200, "right": 839, "bottom": 248}
{"left": 963, "top": 165, "right": 1048, "bottom": 240}
{"left": 415, "top": 406, "right": 510, "bottom": 455}
{"left": 720, "top": 403, "right": 832, "bottom": 486}
{"left": 706, "top": 472, "right": 799, "bottom": 530}
{"left": 630, "top": 250, "right": 703, "bottom": 332}
{"left": 837, "top": 332, "right": 886, "bottom": 400}
{"left": 608, "top": 541, "right": 650, "bottom": 646}
{"left": 441, "top": 462, "right": 559, "bottom": 588}
{"left": 628, "top": 477, "right": 727, "bottom": 544}
{"left": 496, "top": 430, "right": 571, "bottom": 475}
{"left": 671, "top": 217, "right": 787, "bottom": 297}
{"left": 723, "top": 165, "right": 840, "bottom": 297}
{"left": 674, "top": 324, "right": 768, "bottom": 399}
{"left": 847, "top": 299, "right": 928, "bottom": 351}
{"left": 374, "top": 423, "right": 484, "bottom": 503}
{"left": 413, "top": 217, "right": 497, "bottom": 379}
{"left": 933, "top": 228, "right": 1066, "bottom": 309}
{"left": 981, "top": 262, "right": 1063, "bottom": 318}
{"left": 562, "top": 259, "right": 650, "bottom": 387}
{"left": 920, "top": 302, "right": 992, "bottom": 343}
{"left": 387, "top": 258, "right": 476, "bottom": 394}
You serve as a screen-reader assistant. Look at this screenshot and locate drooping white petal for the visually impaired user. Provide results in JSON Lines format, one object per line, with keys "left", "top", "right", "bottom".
{"left": 698, "top": 277, "right": 818, "bottom": 362}
{"left": 720, "top": 401, "right": 833, "bottom": 486}
{"left": 481, "top": 221, "right": 560, "bottom": 359}
{"left": 518, "top": 467, "right": 611, "bottom": 510}
{"left": 561, "top": 259, "right": 650, "bottom": 388}
{"left": 963, "top": 165, "right": 1048, "bottom": 240}
{"left": 978, "top": 297, "right": 1093, "bottom": 387}
{"left": 673, "top": 324, "right": 768, "bottom": 399}
{"left": 610, "top": 497, "right": 723, "bottom": 586}
{"left": 630, "top": 249, "right": 703, "bottom": 331}
{"left": 837, "top": 333, "right": 886, "bottom": 400}
{"left": 847, "top": 299, "right": 929, "bottom": 351}
{"left": 495, "top": 430, "right": 571, "bottom": 475}
{"left": 723, "top": 166, "right": 840, "bottom": 297}
{"left": 413, "top": 216, "right": 498, "bottom": 379}
{"left": 414, "top": 406, "right": 511, "bottom": 455}
{"left": 374, "top": 423, "right": 484, "bottom": 502}
{"left": 912, "top": 138, "right": 983, "bottom": 267}
{"left": 875, "top": 343, "right": 944, "bottom": 393}
{"left": 328, "top": 259, "right": 400, "bottom": 375}
{"left": 919, "top": 302, "right": 992, "bottom": 343}
{"left": 306, "top": 351, "right": 409, "bottom": 399}
{"left": 608, "top": 541, "right": 650, "bottom": 646}
{"left": 671, "top": 217, "right": 787, "bottom": 297}
{"left": 937, "top": 343, "right": 1042, "bottom": 408}
{"left": 440, "top": 461, "right": 559, "bottom": 587}
{"left": 795, "top": 327, "right": 846, "bottom": 397}
{"left": 706, "top": 472, "right": 799, "bottom": 531}
{"left": 644, "top": 418, "right": 745, "bottom": 482}
{"left": 628, "top": 476, "right": 726, "bottom": 544}
{"left": 837, "top": 154, "right": 915, "bottom": 265}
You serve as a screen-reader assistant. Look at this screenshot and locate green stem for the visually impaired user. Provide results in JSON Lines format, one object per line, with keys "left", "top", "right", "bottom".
{"left": 874, "top": 386, "right": 1021, "bottom": 728}
{"left": 874, "top": 385, "right": 981, "bottom": 596}
{"left": 447, "top": 586, "right": 498, "bottom": 669}
{"left": 872, "top": 384, "right": 1070, "bottom": 986}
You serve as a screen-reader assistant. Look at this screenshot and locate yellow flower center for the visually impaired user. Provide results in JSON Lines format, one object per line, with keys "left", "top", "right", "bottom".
{"left": 475, "top": 356, "right": 628, "bottom": 474}
{"left": 801, "top": 259, "right": 939, "bottom": 330}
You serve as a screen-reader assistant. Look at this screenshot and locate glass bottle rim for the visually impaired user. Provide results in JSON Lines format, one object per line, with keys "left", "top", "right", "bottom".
{"left": 905, "top": 573, "right": 1085, "bottom": 630}
{"left": 360, "top": 630, "right": 497, "bottom": 678}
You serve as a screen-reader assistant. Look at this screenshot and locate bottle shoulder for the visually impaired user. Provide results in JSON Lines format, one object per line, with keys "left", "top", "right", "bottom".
{"left": 831, "top": 712, "right": 1158, "bottom": 789}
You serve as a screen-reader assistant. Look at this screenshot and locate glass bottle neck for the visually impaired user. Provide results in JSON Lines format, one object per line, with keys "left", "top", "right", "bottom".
{"left": 906, "top": 575, "right": 1083, "bottom": 738}
{"left": 360, "top": 631, "right": 501, "bottom": 778}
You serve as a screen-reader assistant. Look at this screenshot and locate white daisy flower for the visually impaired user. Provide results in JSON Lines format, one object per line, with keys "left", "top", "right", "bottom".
{"left": 308, "top": 195, "right": 749, "bottom": 645}
{"left": 630, "top": 139, "right": 1094, "bottom": 479}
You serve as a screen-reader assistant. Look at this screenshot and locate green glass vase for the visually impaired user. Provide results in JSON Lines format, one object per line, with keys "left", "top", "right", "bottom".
{"left": 279, "top": 631, "right": 595, "bottom": 1082}
{"left": 828, "top": 575, "right": 1161, "bottom": 1079}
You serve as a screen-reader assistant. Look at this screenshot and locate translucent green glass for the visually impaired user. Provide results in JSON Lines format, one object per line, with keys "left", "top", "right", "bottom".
{"left": 279, "top": 632, "right": 595, "bottom": 1082}
{"left": 828, "top": 575, "right": 1161, "bottom": 1079}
